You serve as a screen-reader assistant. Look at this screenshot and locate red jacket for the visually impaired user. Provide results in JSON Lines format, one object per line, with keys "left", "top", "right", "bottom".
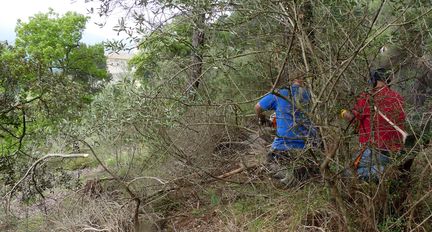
{"left": 352, "top": 86, "right": 405, "bottom": 151}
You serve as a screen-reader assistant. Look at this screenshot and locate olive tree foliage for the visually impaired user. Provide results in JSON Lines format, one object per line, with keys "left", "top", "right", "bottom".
{"left": 76, "top": 0, "right": 432, "bottom": 230}
{"left": 90, "top": 0, "right": 432, "bottom": 164}
{"left": 0, "top": 10, "right": 109, "bottom": 188}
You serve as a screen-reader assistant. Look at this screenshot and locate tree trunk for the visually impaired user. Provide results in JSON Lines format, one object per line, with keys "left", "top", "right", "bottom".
{"left": 190, "top": 12, "right": 205, "bottom": 92}
{"left": 302, "top": 0, "right": 315, "bottom": 45}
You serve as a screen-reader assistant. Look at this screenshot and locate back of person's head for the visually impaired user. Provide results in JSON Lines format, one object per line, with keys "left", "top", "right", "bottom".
{"left": 370, "top": 68, "right": 392, "bottom": 87}
{"left": 290, "top": 69, "right": 306, "bottom": 82}
{"left": 276, "top": 68, "right": 306, "bottom": 88}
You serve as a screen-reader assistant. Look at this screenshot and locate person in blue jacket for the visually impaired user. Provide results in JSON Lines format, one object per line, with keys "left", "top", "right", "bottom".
{"left": 255, "top": 71, "right": 319, "bottom": 187}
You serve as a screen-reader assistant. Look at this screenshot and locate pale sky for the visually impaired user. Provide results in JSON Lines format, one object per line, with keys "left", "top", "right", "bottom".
{"left": 0, "top": 0, "right": 126, "bottom": 45}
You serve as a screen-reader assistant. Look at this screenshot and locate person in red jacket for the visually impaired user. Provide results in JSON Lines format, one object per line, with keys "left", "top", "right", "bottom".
{"left": 341, "top": 68, "right": 406, "bottom": 180}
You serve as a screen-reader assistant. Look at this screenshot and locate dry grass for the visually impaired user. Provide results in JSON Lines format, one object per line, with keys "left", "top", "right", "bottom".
{"left": 46, "top": 193, "right": 135, "bottom": 232}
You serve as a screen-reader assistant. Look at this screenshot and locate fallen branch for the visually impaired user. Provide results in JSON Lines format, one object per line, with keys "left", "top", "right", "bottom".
{"left": 141, "top": 162, "right": 260, "bottom": 207}
{"left": 127, "top": 176, "right": 167, "bottom": 187}
{"left": 217, "top": 163, "right": 257, "bottom": 179}
{"left": 5, "top": 153, "right": 89, "bottom": 214}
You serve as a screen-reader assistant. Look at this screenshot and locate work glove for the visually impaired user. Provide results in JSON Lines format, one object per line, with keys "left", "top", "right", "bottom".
{"left": 258, "top": 117, "right": 272, "bottom": 127}
{"left": 340, "top": 109, "right": 349, "bottom": 119}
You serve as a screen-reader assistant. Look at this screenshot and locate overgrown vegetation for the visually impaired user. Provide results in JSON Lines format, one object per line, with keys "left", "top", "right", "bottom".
{"left": 1, "top": 0, "right": 432, "bottom": 231}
